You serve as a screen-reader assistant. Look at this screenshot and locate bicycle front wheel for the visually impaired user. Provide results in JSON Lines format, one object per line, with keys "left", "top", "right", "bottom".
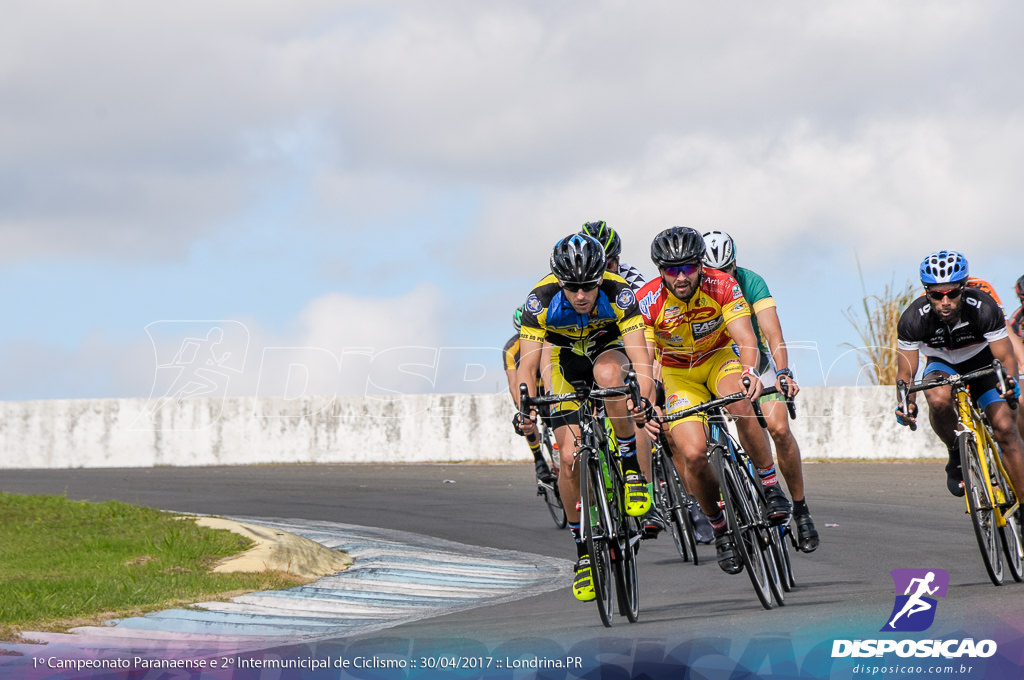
{"left": 712, "top": 445, "right": 774, "bottom": 609}
{"left": 607, "top": 464, "right": 640, "bottom": 623}
{"left": 959, "top": 432, "right": 1003, "bottom": 586}
{"left": 580, "top": 450, "right": 615, "bottom": 626}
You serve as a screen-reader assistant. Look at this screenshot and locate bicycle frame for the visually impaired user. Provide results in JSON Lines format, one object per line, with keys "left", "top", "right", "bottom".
{"left": 953, "top": 388, "right": 1020, "bottom": 527}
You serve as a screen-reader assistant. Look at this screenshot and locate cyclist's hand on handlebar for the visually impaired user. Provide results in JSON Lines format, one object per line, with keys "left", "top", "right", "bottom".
{"left": 894, "top": 401, "right": 918, "bottom": 427}
{"left": 1003, "top": 376, "right": 1021, "bottom": 406}
{"left": 512, "top": 410, "right": 538, "bottom": 437}
{"left": 644, "top": 405, "right": 664, "bottom": 438}
{"left": 776, "top": 369, "right": 800, "bottom": 398}
{"left": 741, "top": 369, "right": 763, "bottom": 400}
{"left": 627, "top": 396, "right": 653, "bottom": 427}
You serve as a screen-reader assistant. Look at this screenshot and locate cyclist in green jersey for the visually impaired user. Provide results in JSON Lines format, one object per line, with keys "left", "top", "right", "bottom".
{"left": 702, "top": 230, "right": 819, "bottom": 553}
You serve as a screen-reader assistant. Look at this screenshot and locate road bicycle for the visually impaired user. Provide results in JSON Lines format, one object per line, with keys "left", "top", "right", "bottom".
{"left": 658, "top": 386, "right": 785, "bottom": 609}
{"left": 650, "top": 431, "right": 699, "bottom": 564}
{"left": 519, "top": 372, "right": 645, "bottom": 627}
{"left": 535, "top": 420, "right": 567, "bottom": 529}
{"left": 898, "top": 359, "right": 1023, "bottom": 586}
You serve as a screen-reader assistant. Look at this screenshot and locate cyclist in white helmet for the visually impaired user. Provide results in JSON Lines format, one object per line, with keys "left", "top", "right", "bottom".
{"left": 701, "top": 230, "right": 819, "bottom": 553}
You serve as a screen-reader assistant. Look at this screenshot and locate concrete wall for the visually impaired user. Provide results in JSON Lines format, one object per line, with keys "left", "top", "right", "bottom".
{"left": 0, "top": 387, "right": 945, "bottom": 469}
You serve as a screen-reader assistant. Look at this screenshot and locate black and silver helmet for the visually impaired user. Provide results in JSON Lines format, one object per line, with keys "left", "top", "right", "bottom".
{"left": 651, "top": 226, "right": 706, "bottom": 267}
{"left": 580, "top": 220, "right": 622, "bottom": 260}
{"left": 702, "top": 230, "right": 736, "bottom": 269}
{"left": 550, "top": 234, "right": 607, "bottom": 284}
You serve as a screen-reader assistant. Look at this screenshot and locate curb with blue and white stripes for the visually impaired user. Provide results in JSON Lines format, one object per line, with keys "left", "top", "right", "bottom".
{"left": 0, "top": 517, "right": 571, "bottom": 660}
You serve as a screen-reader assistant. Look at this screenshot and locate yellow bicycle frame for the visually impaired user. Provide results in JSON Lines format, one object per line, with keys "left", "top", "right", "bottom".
{"left": 954, "top": 389, "right": 1020, "bottom": 527}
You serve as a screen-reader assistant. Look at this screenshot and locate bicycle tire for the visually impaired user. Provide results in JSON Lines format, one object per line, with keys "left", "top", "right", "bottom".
{"left": 540, "top": 428, "right": 567, "bottom": 529}
{"left": 607, "top": 462, "right": 640, "bottom": 623}
{"left": 580, "top": 449, "right": 616, "bottom": 626}
{"left": 993, "top": 458, "right": 1024, "bottom": 583}
{"left": 741, "top": 459, "right": 785, "bottom": 606}
{"left": 656, "top": 449, "right": 699, "bottom": 564}
{"left": 959, "top": 432, "right": 1004, "bottom": 586}
{"left": 776, "top": 523, "right": 796, "bottom": 591}
{"left": 712, "top": 444, "right": 774, "bottom": 609}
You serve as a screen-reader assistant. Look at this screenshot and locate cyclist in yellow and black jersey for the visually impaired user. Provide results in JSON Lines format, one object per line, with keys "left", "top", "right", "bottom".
{"left": 503, "top": 305, "right": 557, "bottom": 483}
{"left": 515, "top": 233, "right": 654, "bottom": 603}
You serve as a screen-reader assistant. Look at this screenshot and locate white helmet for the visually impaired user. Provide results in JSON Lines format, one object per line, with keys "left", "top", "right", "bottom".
{"left": 702, "top": 230, "right": 736, "bottom": 269}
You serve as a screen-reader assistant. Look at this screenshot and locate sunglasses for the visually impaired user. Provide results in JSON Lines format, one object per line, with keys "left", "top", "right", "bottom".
{"left": 561, "top": 280, "right": 601, "bottom": 293}
{"left": 662, "top": 263, "right": 701, "bottom": 278}
{"left": 926, "top": 286, "right": 964, "bottom": 301}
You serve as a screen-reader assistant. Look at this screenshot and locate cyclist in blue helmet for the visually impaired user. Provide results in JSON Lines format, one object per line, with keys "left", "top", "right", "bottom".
{"left": 896, "top": 250, "right": 1024, "bottom": 499}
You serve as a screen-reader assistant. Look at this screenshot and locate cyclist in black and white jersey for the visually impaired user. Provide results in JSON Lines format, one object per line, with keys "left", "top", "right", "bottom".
{"left": 580, "top": 221, "right": 646, "bottom": 292}
{"left": 894, "top": 250, "right": 1024, "bottom": 499}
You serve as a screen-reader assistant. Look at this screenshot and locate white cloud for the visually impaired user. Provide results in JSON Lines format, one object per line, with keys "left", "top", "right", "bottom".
{"left": 3, "top": 1, "right": 1022, "bottom": 262}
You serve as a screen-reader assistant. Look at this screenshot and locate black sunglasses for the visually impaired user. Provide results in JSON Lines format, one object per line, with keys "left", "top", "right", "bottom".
{"left": 561, "top": 280, "right": 601, "bottom": 293}
{"left": 926, "top": 286, "right": 964, "bottom": 301}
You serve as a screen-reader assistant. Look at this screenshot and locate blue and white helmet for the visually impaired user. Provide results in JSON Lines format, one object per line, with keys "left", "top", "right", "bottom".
{"left": 702, "top": 230, "right": 736, "bottom": 269}
{"left": 920, "top": 250, "right": 969, "bottom": 285}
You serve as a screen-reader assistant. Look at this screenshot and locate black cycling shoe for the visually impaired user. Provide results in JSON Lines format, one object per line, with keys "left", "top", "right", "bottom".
{"left": 535, "top": 460, "right": 557, "bottom": 484}
{"left": 794, "top": 512, "right": 819, "bottom": 553}
{"left": 641, "top": 508, "right": 666, "bottom": 539}
{"left": 763, "top": 485, "right": 792, "bottom": 526}
{"left": 689, "top": 503, "right": 715, "bottom": 544}
{"left": 715, "top": 534, "right": 743, "bottom": 574}
{"left": 945, "top": 457, "right": 965, "bottom": 497}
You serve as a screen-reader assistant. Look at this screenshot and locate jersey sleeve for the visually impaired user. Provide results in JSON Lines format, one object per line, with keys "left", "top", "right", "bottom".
{"left": 502, "top": 336, "right": 520, "bottom": 371}
{"left": 717, "top": 275, "right": 751, "bottom": 326}
{"left": 518, "top": 278, "right": 551, "bottom": 344}
{"left": 896, "top": 304, "right": 924, "bottom": 351}
{"left": 610, "top": 280, "right": 647, "bottom": 336}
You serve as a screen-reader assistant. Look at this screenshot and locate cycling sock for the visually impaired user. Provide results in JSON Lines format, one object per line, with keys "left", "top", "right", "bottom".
{"left": 708, "top": 510, "right": 727, "bottom": 535}
{"left": 617, "top": 435, "right": 640, "bottom": 474}
{"left": 793, "top": 498, "right": 809, "bottom": 516}
{"left": 568, "top": 522, "right": 587, "bottom": 557}
{"left": 528, "top": 441, "right": 544, "bottom": 463}
{"left": 757, "top": 464, "right": 779, "bottom": 486}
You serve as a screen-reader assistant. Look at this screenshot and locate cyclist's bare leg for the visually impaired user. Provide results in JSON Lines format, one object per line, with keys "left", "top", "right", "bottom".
{"left": 593, "top": 349, "right": 635, "bottom": 442}
{"left": 667, "top": 419, "right": 720, "bottom": 517}
{"left": 985, "top": 400, "right": 1024, "bottom": 499}
{"left": 717, "top": 372, "right": 775, "bottom": 469}
{"left": 922, "top": 381, "right": 957, "bottom": 449}
{"left": 555, "top": 423, "right": 582, "bottom": 524}
{"left": 764, "top": 399, "right": 805, "bottom": 501}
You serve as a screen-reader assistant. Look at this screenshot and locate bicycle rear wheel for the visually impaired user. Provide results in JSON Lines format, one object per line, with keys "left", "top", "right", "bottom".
{"left": 580, "top": 450, "right": 615, "bottom": 626}
{"left": 713, "top": 445, "right": 774, "bottom": 609}
{"left": 540, "top": 428, "right": 567, "bottom": 529}
{"left": 959, "top": 432, "right": 1003, "bottom": 586}
{"left": 656, "top": 450, "right": 698, "bottom": 564}
{"left": 993, "top": 460, "right": 1024, "bottom": 583}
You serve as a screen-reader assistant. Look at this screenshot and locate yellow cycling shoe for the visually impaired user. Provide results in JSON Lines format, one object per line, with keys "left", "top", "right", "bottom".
{"left": 623, "top": 472, "right": 652, "bottom": 516}
{"left": 573, "top": 556, "right": 596, "bottom": 602}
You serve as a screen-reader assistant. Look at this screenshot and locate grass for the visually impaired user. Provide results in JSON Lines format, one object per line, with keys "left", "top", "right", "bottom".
{"left": 842, "top": 258, "right": 917, "bottom": 385}
{"left": 0, "top": 492, "right": 307, "bottom": 642}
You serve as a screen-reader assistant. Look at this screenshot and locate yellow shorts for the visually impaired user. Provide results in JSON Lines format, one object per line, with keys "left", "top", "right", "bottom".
{"left": 661, "top": 345, "right": 742, "bottom": 430}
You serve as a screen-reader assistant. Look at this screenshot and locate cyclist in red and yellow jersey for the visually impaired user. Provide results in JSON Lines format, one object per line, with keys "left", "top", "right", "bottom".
{"left": 637, "top": 227, "right": 791, "bottom": 574}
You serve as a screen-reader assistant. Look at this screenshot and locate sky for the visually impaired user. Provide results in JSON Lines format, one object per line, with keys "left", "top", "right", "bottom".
{"left": 2, "top": 0, "right": 1024, "bottom": 403}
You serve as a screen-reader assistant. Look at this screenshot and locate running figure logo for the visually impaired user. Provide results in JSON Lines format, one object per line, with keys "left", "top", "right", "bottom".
{"left": 881, "top": 568, "right": 949, "bottom": 632}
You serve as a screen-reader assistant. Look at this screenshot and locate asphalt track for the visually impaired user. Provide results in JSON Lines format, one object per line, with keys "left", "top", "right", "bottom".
{"left": 4, "top": 462, "right": 1024, "bottom": 677}
{"left": 6, "top": 462, "right": 1024, "bottom": 680}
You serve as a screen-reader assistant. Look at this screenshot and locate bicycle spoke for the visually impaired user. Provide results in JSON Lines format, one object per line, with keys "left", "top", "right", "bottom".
{"left": 960, "top": 433, "right": 1003, "bottom": 585}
